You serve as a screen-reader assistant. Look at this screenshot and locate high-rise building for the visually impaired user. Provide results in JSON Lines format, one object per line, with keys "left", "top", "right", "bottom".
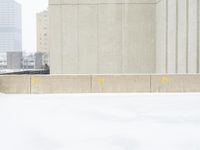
{"left": 0, "top": 0, "right": 22, "bottom": 53}
{"left": 37, "top": 10, "right": 48, "bottom": 54}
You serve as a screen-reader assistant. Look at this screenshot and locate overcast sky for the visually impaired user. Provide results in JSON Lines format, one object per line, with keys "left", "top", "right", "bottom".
{"left": 15, "top": 0, "right": 48, "bottom": 52}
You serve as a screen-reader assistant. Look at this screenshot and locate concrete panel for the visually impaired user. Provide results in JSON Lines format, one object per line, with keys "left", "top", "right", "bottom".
{"left": 79, "top": 0, "right": 98, "bottom": 4}
{"left": 151, "top": 75, "right": 200, "bottom": 92}
{"left": 156, "top": 0, "right": 200, "bottom": 74}
{"left": 49, "top": 5, "right": 62, "bottom": 74}
{"left": 199, "top": 0, "right": 200, "bottom": 73}
{"left": 121, "top": 3, "right": 127, "bottom": 73}
{"left": 177, "top": 0, "right": 187, "bottom": 73}
{"left": 98, "top": 4, "right": 123, "bottom": 73}
{"left": 124, "top": 4, "right": 156, "bottom": 73}
{"left": 156, "top": 0, "right": 167, "bottom": 73}
{"left": 125, "top": 0, "right": 157, "bottom": 3}
{"left": 188, "top": 0, "right": 198, "bottom": 73}
{"left": 99, "top": 0, "right": 122, "bottom": 3}
{"left": 50, "top": 0, "right": 158, "bottom": 4}
{"left": 49, "top": 0, "right": 61, "bottom": 5}
{"left": 167, "top": 0, "right": 176, "bottom": 73}
{"left": 79, "top": 5, "right": 98, "bottom": 74}
{"left": 60, "top": 0, "right": 78, "bottom": 4}
{"left": 49, "top": 0, "right": 157, "bottom": 74}
{"left": 92, "top": 75, "right": 151, "bottom": 93}
{"left": 31, "top": 75, "right": 91, "bottom": 94}
{"left": 62, "top": 5, "right": 79, "bottom": 74}
{"left": 0, "top": 76, "right": 30, "bottom": 94}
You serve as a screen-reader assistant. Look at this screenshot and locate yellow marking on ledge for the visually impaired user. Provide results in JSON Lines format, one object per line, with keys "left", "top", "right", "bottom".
{"left": 160, "top": 76, "right": 170, "bottom": 84}
{"left": 97, "top": 77, "right": 105, "bottom": 87}
{"left": 32, "top": 77, "right": 40, "bottom": 85}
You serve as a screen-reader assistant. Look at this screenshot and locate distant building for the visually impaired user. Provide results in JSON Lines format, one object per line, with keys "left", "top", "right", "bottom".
{"left": 0, "top": 0, "right": 22, "bottom": 53}
{"left": 35, "top": 52, "right": 49, "bottom": 69}
{"left": 35, "top": 52, "right": 43, "bottom": 69}
{"left": 0, "top": 53, "right": 7, "bottom": 70}
{"left": 37, "top": 10, "right": 48, "bottom": 54}
{"left": 7, "top": 52, "right": 22, "bottom": 69}
{"left": 22, "top": 52, "right": 49, "bottom": 70}
{"left": 22, "top": 53, "right": 35, "bottom": 69}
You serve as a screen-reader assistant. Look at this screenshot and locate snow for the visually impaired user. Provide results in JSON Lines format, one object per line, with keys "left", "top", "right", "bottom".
{"left": 0, "top": 93, "right": 200, "bottom": 150}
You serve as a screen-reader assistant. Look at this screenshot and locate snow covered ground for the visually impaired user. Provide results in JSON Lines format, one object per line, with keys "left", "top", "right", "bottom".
{"left": 0, "top": 94, "right": 200, "bottom": 150}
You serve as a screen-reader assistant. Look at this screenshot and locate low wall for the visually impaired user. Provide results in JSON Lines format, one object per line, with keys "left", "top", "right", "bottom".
{"left": 151, "top": 75, "right": 200, "bottom": 92}
{"left": 0, "top": 75, "right": 200, "bottom": 94}
{"left": 0, "top": 76, "right": 30, "bottom": 94}
{"left": 31, "top": 75, "right": 91, "bottom": 94}
{"left": 92, "top": 75, "right": 150, "bottom": 93}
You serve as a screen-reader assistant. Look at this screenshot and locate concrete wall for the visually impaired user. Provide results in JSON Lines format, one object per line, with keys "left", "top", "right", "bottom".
{"left": 49, "top": 0, "right": 200, "bottom": 74}
{"left": 151, "top": 75, "right": 200, "bottom": 92}
{"left": 92, "top": 75, "right": 151, "bottom": 93}
{"left": 156, "top": 0, "right": 200, "bottom": 74}
{"left": 1, "top": 75, "right": 200, "bottom": 93}
{"left": 0, "top": 76, "right": 30, "bottom": 94}
{"left": 31, "top": 75, "right": 91, "bottom": 94}
{"left": 49, "top": 0, "right": 156, "bottom": 74}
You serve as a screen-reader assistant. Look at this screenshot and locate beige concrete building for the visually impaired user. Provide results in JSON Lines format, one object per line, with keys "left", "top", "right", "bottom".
{"left": 37, "top": 10, "right": 48, "bottom": 54}
{"left": 49, "top": 0, "right": 200, "bottom": 74}
{"left": 157, "top": 0, "right": 200, "bottom": 74}
{"left": 49, "top": 0, "right": 156, "bottom": 74}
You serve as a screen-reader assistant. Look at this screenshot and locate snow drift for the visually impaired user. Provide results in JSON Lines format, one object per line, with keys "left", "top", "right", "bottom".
{"left": 0, "top": 94, "right": 200, "bottom": 150}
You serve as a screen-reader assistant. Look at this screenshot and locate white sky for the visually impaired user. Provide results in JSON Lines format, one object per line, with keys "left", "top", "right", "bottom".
{"left": 15, "top": 0, "right": 48, "bottom": 52}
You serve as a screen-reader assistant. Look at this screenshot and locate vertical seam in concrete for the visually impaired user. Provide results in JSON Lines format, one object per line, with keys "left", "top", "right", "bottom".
{"left": 166, "top": 0, "right": 168, "bottom": 74}
{"left": 197, "top": 0, "right": 200, "bottom": 73}
{"left": 121, "top": 0, "right": 123, "bottom": 73}
{"left": 60, "top": 4, "right": 63, "bottom": 74}
{"left": 176, "top": 0, "right": 179, "bottom": 73}
{"left": 97, "top": 1, "right": 100, "bottom": 73}
{"left": 154, "top": 2, "right": 156, "bottom": 73}
{"left": 123, "top": 2, "right": 127, "bottom": 73}
{"left": 155, "top": 2, "right": 156, "bottom": 73}
{"left": 77, "top": 0, "right": 80, "bottom": 74}
{"left": 186, "top": 0, "right": 189, "bottom": 73}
